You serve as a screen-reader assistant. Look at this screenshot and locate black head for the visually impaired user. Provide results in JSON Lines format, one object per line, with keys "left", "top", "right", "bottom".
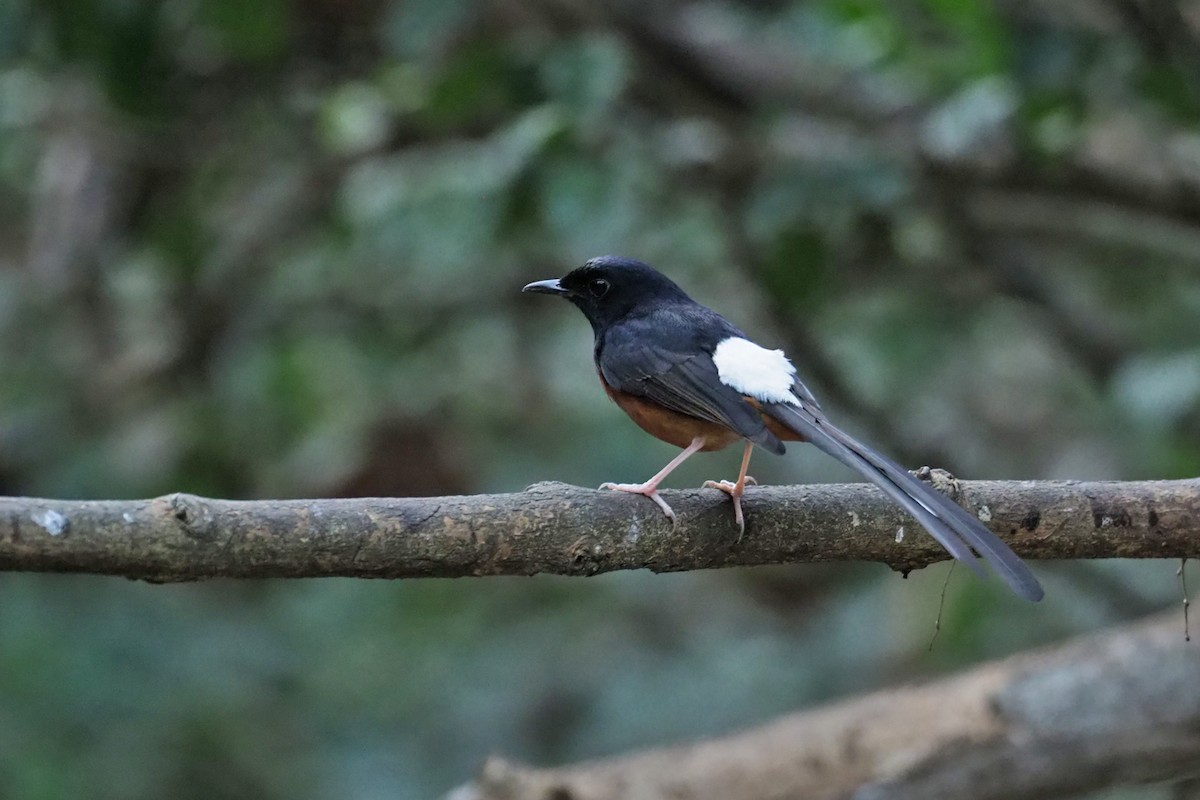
{"left": 522, "top": 256, "right": 690, "bottom": 333}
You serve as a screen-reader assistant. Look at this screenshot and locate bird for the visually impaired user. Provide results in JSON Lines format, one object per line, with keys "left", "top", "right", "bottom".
{"left": 522, "top": 256, "right": 1043, "bottom": 602}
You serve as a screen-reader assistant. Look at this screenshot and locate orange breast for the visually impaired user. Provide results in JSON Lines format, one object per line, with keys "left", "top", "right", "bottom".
{"left": 597, "top": 370, "right": 802, "bottom": 451}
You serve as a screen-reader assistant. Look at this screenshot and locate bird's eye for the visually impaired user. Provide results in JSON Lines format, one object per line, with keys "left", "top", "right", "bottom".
{"left": 589, "top": 278, "right": 610, "bottom": 298}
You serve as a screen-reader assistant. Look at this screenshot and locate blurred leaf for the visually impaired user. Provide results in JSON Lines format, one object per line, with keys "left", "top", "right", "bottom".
{"left": 1140, "top": 62, "right": 1200, "bottom": 123}
{"left": 421, "top": 40, "right": 534, "bottom": 131}
{"left": 382, "top": 0, "right": 473, "bottom": 61}
{"left": 761, "top": 226, "right": 833, "bottom": 311}
{"left": 539, "top": 34, "right": 630, "bottom": 133}
{"left": 0, "top": 0, "right": 29, "bottom": 59}
{"left": 921, "top": 75, "right": 1017, "bottom": 160}
{"left": 341, "top": 106, "right": 561, "bottom": 284}
{"left": 1113, "top": 350, "right": 1200, "bottom": 427}
{"left": 199, "top": 0, "right": 289, "bottom": 63}
{"left": 918, "top": 0, "right": 1010, "bottom": 78}
{"left": 537, "top": 147, "right": 647, "bottom": 258}
{"left": 320, "top": 82, "right": 393, "bottom": 156}
{"left": 41, "top": 0, "right": 169, "bottom": 114}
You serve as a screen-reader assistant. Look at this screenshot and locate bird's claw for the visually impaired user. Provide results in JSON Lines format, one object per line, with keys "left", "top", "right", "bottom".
{"left": 703, "top": 475, "right": 756, "bottom": 486}
{"left": 702, "top": 479, "right": 747, "bottom": 541}
{"left": 600, "top": 482, "right": 677, "bottom": 525}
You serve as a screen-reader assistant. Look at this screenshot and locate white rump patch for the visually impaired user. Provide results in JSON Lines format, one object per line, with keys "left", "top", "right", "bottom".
{"left": 712, "top": 337, "right": 800, "bottom": 405}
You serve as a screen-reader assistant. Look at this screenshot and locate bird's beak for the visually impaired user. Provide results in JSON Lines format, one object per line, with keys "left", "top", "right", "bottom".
{"left": 522, "top": 278, "right": 568, "bottom": 296}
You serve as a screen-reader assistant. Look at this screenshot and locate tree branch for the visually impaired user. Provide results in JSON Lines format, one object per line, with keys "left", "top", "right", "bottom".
{"left": 1, "top": 478, "right": 1197, "bottom": 581}
{"left": 450, "top": 612, "right": 1200, "bottom": 800}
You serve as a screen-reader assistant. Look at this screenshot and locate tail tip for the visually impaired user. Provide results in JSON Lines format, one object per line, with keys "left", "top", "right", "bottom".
{"left": 1005, "top": 569, "right": 1044, "bottom": 602}
{"left": 1018, "top": 579, "right": 1045, "bottom": 602}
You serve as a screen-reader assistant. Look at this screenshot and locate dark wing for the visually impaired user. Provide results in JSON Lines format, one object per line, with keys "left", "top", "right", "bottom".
{"left": 788, "top": 375, "right": 821, "bottom": 411}
{"left": 598, "top": 317, "right": 786, "bottom": 454}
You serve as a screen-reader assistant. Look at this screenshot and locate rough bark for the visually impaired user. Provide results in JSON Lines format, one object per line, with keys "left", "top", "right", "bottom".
{"left": 449, "top": 613, "right": 1200, "bottom": 800}
{"left": 0, "top": 477, "right": 1197, "bottom": 582}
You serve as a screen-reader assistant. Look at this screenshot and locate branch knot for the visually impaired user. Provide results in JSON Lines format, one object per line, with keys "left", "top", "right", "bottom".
{"left": 165, "top": 493, "right": 218, "bottom": 542}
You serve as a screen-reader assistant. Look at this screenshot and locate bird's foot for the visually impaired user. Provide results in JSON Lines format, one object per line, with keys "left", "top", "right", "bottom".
{"left": 701, "top": 479, "right": 750, "bottom": 540}
{"left": 600, "top": 481, "right": 677, "bottom": 524}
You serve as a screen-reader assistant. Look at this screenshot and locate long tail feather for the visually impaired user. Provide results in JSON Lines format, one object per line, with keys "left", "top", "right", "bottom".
{"left": 764, "top": 404, "right": 1044, "bottom": 602}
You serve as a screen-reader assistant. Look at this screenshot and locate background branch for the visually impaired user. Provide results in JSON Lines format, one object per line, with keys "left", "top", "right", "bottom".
{"left": 452, "top": 612, "right": 1200, "bottom": 800}
{"left": 2, "top": 478, "right": 1197, "bottom": 581}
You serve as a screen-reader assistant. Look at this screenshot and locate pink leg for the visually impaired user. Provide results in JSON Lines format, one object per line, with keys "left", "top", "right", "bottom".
{"left": 601, "top": 437, "right": 706, "bottom": 523}
{"left": 703, "top": 441, "right": 754, "bottom": 539}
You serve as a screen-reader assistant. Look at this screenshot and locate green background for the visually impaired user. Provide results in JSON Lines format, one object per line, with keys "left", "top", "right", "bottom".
{"left": 1, "top": 1, "right": 1198, "bottom": 797}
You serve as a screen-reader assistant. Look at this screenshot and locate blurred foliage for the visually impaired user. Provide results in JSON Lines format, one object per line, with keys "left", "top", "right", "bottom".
{"left": 2, "top": 1, "right": 1200, "bottom": 798}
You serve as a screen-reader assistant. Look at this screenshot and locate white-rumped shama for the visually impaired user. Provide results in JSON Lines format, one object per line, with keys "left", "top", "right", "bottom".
{"left": 524, "top": 256, "right": 1043, "bottom": 601}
